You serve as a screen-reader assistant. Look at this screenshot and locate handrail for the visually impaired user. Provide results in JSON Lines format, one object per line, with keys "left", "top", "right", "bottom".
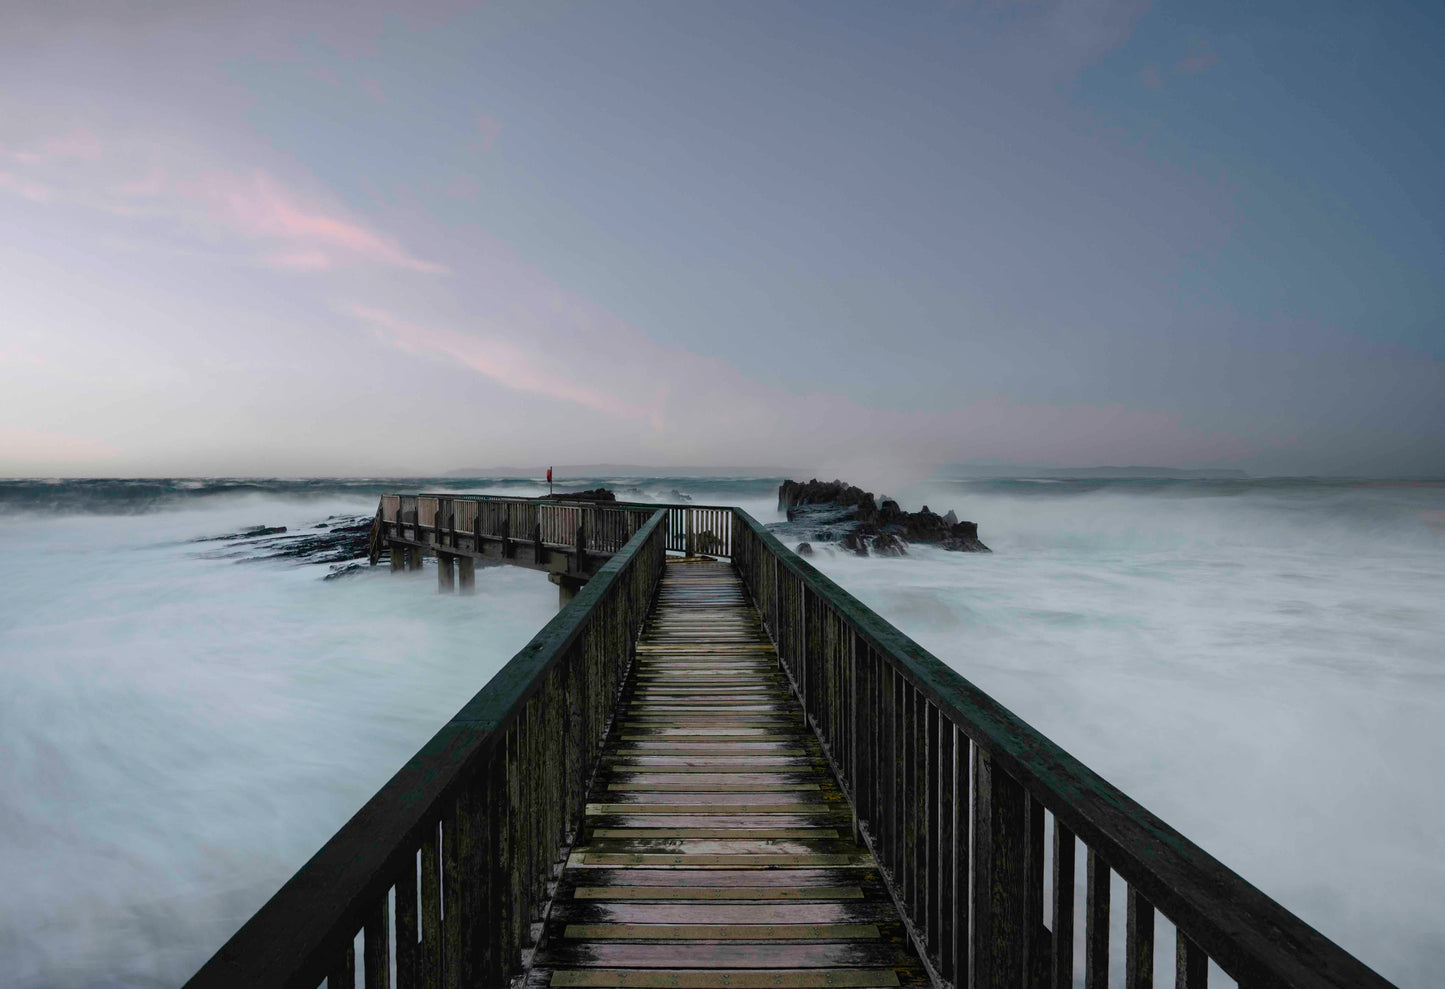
{"left": 186, "top": 508, "right": 669, "bottom": 989}
{"left": 729, "top": 508, "right": 1394, "bottom": 989}
{"left": 383, "top": 493, "right": 737, "bottom": 560}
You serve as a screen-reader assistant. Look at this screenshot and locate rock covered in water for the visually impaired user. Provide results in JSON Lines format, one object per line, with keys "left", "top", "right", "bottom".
{"left": 778, "top": 479, "right": 877, "bottom": 518}
{"left": 550, "top": 487, "right": 617, "bottom": 503}
{"left": 796, "top": 542, "right": 813, "bottom": 556}
{"left": 195, "top": 515, "right": 376, "bottom": 568}
{"left": 771, "top": 478, "right": 990, "bottom": 554}
{"left": 872, "top": 533, "right": 908, "bottom": 557}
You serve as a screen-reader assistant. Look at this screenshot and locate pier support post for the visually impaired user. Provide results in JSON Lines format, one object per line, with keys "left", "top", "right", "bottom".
{"left": 548, "top": 572, "right": 587, "bottom": 609}
{"left": 407, "top": 546, "right": 423, "bottom": 570}
{"left": 437, "top": 552, "right": 455, "bottom": 593}
{"left": 458, "top": 555, "right": 476, "bottom": 593}
{"left": 389, "top": 545, "right": 404, "bottom": 572}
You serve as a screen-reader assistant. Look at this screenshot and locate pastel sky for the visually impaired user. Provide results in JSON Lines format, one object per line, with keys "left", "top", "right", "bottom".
{"left": 1, "top": 1, "right": 1441, "bottom": 477}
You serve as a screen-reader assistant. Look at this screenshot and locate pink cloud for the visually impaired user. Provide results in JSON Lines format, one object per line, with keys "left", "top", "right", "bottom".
{"left": 262, "top": 248, "right": 335, "bottom": 272}
{"left": 203, "top": 172, "right": 449, "bottom": 274}
{"left": 477, "top": 114, "right": 501, "bottom": 150}
{"left": 2, "top": 130, "right": 102, "bottom": 164}
{"left": 348, "top": 304, "right": 659, "bottom": 421}
{"left": 0, "top": 124, "right": 448, "bottom": 275}
{"left": 0, "top": 171, "right": 56, "bottom": 203}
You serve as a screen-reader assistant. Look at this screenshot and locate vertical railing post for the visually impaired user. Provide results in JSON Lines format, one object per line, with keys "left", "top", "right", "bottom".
{"left": 1053, "top": 823, "right": 1076, "bottom": 989}
{"left": 971, "top": 747, "right": 1027, "bottom": 987}
{"left": 850, "top": 629, "right": 859, "bottom": 842}
{"left": 686, "top": 507, "right": 695, "bottom": 556}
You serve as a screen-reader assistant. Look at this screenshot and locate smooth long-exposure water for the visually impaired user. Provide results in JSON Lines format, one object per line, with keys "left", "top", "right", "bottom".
{"left": 1, "top": 476, "right": 1441, "bottom": 986}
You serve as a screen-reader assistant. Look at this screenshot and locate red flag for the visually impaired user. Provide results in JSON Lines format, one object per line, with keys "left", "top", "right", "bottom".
{"left": 547, "top": 467, "right": 552, "bottom": 483}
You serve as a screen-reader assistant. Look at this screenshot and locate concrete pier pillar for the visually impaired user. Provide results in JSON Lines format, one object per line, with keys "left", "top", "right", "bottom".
{"left": 389, "top": 546, "right": 404, "bottom": 572}
{"left": 548, "top": 572, "right": 588, "bottom": 609}
{"left": 437, "top": 552, "right": 456, "bottom": 593}
{"left": 457, "top": 556, "right": 476, "bottom": 594}
{"left": 407, "top": 546, "right": 423, "bottom": 570}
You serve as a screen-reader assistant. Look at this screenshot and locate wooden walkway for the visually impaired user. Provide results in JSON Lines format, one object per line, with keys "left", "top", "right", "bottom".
{"left": 531, "top": 559, "right": 928, "bottom": 988}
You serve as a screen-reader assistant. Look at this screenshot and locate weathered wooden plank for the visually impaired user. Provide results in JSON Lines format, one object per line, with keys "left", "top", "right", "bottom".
{"left": 548, "top": 970, "right": 901, "bottom": 988}
{"left": 591, "top": 828, "right": 840, "bottom": 839}
{"left": 562, "top": 923, "right": 883, "bottom": 940}
{"left": 551, "top": 903, "right": 893, "bottom": 923}
{"left": 572, "top": 887, "right": 866, "bottom": 901}
{"left": 574, "top": 852, "right": 873, "bottom": 867}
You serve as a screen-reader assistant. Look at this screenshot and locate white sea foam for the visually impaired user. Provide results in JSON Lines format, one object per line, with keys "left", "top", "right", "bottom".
{"left": 0, "top": 495, "right": 556, "bottom": 988}
{"left": 1, "top": 479, "right": 1441, "bottom": 986}
{"left": 798, "top": 479, "right": 1445, "bottom": 986}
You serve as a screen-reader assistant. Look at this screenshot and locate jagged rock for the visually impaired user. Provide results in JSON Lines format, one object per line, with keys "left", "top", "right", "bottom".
{"left": 668, "top": 489, "right": 693, "bottom": 503}
{"left": 941, "top": 521, "right": 991, "bottom": 552}
{"left": 872, "top": 533, "right": 907, "bottom": 557}
{"left": 551, "top": 487, "right": 616, "bottom": 503}
{"left": 194, "top": 524, "right": 287, "bottom": 542}
{"left": 796, "top": 542, "right": 813, "bottom": 556}
{"left": 772, "top": 478, "right": 990, "bottom": 554}
{"left": 778, "top": 479, "right": 877, "bottom": 517}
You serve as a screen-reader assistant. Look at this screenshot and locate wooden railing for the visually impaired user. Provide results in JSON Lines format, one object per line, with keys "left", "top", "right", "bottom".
{"left": 379, "top": 494, "right": 653, "bottom": 559}
{"left": 375, "top": 495, "right": 736, "bottom": 562}
{"left": 730, "top": 509, "right": 1394, "bottom": 989}
{"left": 186, "top": 509, "right": 668, "bottom": 989}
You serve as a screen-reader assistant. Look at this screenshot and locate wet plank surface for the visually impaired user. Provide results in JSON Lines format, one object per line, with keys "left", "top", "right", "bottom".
{"left": 532, "top": 559, "right": 928, "bottom": 988}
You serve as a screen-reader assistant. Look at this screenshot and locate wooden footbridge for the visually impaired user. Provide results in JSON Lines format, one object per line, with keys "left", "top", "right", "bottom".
{"left": 189, "top": 496, "right": 1396, "bottom": 989}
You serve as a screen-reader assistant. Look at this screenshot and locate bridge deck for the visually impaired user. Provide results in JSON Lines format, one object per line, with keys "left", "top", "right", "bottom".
{"left": 531, "top": 559, "right": 928, "bottom": 988}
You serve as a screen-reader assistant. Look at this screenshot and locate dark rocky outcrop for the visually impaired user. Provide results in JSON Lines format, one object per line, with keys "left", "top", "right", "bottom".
{"left": 770, "top": 478, "right": 990, "bottom": 555}
{"left": 778, "top": 479, "right": 877, "bottom": 518}
{"left": 194, "top": 524, "right": 288, "bottom": 541}
{"left": 194, "top": 515, "right": 378, "bottom": 576}
{"left": 546, "top": 487, "right": 617, "bottom": 503}
{"left": 871, "top": 532, "right": 908, "bottom": 557}
{"left": 796, "top": 542, "right": 813, "bottom": 556}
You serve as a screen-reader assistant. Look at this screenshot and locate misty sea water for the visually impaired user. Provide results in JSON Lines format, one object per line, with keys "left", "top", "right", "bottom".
{"left": 0, "top": 476, "right": 1442, "bottom": 986}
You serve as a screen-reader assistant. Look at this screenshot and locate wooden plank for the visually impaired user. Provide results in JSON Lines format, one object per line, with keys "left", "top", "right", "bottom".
{"left": 549, "top": 970, "right": 901, "bottom": 988}
{"left": 591, "top": 829, "right": 840, "bottom": 839}
{"left": 573, "top": 887, "right": 865, "bottom": 901}
{"left": 575, "top": 853, "right": 873, "bottom": 867}
{"left": 539, "top": 942, "right": 919, "bottom": 969}
{"left": 588, "top": 803, "right": 838, "bottom": 815}
{"left": 562, "top": 923, "right": 882, "bottom": 940}
{"left": 551, "top": 903, "right": 892, "bottom": 923}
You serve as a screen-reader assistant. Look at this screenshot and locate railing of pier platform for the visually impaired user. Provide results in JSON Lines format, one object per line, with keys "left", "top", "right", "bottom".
{"left": 375, "top": 495, "right": 735, "bottom": 562}
{"left": 185, "top": 508, "right": 668, "bottom": 989}
{"left": 730, "top": 509, "right": 1394, "bottom": 989}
